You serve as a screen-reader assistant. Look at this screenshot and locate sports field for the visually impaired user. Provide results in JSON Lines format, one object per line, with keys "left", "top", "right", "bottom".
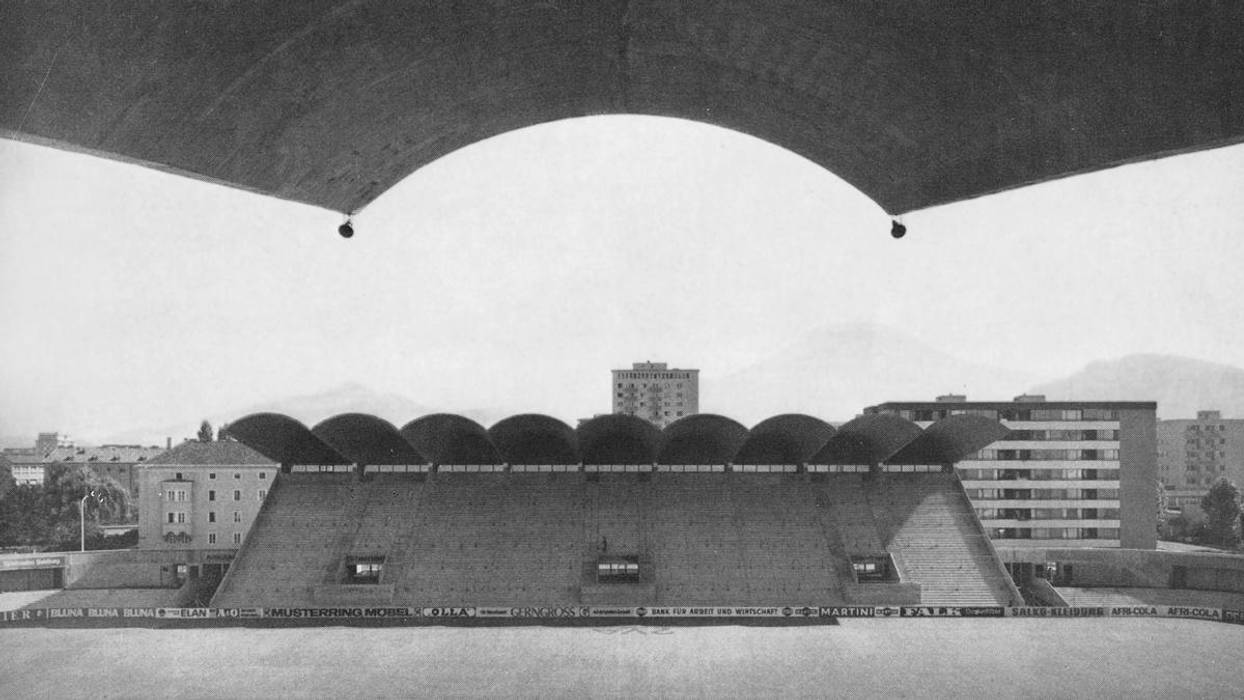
{"left": 1, "top": 619, "right": 1240, "bottom": 698}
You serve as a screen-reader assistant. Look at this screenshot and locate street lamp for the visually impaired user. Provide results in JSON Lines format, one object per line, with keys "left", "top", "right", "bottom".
{"left": 79, "top": 489, "right": 105, "bottom": 552}
{"left": 79, "top": 493, "right": 89, "bottom": 552}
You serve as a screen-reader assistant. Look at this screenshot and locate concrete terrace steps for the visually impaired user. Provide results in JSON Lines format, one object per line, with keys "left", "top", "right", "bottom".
{"left": 214, "top": 471, "right": 1015, "bottom": 609}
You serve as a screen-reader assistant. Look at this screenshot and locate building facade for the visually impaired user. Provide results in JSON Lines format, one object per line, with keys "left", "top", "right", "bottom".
{"left": 1158, "top": 410, "right": 1244, "bottom": 515}
{"left": 611, "top": 361, "right": 699, "bottom": 428}
{"left": 137, "top": 440, "right": 277, "bottom": 552}
{"left": 869, "top": 396, "right": 1157, "bottom": 550}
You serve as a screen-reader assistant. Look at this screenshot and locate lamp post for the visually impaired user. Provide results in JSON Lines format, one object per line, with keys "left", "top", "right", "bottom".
{"left": 79, "top": 492, "right": 90, "bottom": 552}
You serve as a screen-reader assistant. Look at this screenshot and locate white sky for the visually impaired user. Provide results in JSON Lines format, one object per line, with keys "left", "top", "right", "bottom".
{"left": 2, "top": 115, "right": 1243, "bottom": 441}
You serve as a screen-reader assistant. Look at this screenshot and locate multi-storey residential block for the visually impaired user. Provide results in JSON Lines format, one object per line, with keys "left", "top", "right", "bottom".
{"left": 137, "top": 440, "right": 277, "bottom": 554}
{"left": 869, "top": 395, "right": 1157, "bottom": 549}
{"left": 611, "top": 362, "right": 699, "bottom": 428}
{"left": 1158, "top": 410, "right": 1244, "bottom": 515}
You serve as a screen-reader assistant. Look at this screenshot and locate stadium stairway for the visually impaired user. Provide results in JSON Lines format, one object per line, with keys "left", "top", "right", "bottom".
{"left": 858, "top": 473, "right": 1021, "bottom": 606}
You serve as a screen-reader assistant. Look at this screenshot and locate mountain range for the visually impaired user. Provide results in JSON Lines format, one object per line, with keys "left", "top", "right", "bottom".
{"left": 74, "top": 324, "right": 1244, "bottom": 446}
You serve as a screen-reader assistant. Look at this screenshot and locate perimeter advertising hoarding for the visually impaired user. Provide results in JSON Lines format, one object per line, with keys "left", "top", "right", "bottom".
{"left": 2, "top": 605, "right": 1242, "bottom": 625}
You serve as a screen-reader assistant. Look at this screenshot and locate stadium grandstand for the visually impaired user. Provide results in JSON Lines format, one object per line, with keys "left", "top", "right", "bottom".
{"left": 211, "top": 411, "right": 1022, "bottom": 608}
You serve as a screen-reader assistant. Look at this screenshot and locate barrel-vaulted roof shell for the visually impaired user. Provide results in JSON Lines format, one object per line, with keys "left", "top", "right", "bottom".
{"left": 5, "top": 3, "right": 1242, "bottom": 216}
{"left": 658, "top": 414, "right": 750, "bottom": 465}
{"left": 577, "top": 414, "right": 664, "bottom": 465}
{"left": 809, "top": 414, "right": 923, "bottom": 465}
{"left": 400, "top": 414, "right": 501, "bottom": 465}
{"left": 488, "top": 414, "right": 579, "bottom": 465}
{"left": 885, "top": 415, "right": 1012, "bottom": 465}
{"left": 311, "top": 413, "right": 426, "bottom": 465}
{"left": 735, "top": 414, "right": 836, "bottom": 465}
{"left": 226, "top": 413, "right": 350, "bottom": 465}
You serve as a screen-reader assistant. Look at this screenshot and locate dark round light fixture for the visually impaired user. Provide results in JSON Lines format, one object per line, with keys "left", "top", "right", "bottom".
{"left": 338, "top": 219, "right": 354, "bottom": 238}
{"left": 890, "top": 220, "right": 906, "bottom": 239}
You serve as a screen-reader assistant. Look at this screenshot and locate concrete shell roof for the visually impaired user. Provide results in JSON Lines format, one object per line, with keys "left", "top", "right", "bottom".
{"left": 885, "top": 414, "right": 1013, "bottom": 465}
{"left": 487, "top": 414, "right": 579, "bottom": 465}
{"left": 735, "top": 414, "right": 836, "bottom": 465}
{"left": 400, "top": 414, "right": 501, "bottom": 465}
{"left": 224, "top": 410, "right": 1015, "bottom": 467}
{"left": 312, "top": 413, "right": 426, "bottom": 465}
{"left": 577, "top": 414, "right": 664, "bottom": 465}
{"left": 5, "top": 3, "right": 1242, "bottom": 216}
{"left": 226, "top": 413, "right": 350, "bottom": 465}
{"left": 809, "top": 413, "right": 923, "bottom": 465}
{"left": 658, "top": 414, "right": 750, "bottom": 465}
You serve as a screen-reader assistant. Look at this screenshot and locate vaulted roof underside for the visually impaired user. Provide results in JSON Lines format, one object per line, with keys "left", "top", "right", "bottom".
{"left": 810, "top": 414, "right": 923, "bottom": 465}
{"left": 227, "top": 411, "right": 1006, "bottom": 466}
{"left": 736, "top": 414, "right": 836, "bottom": 464}
{"left": 658, "top": 414, "right": 750, "bottom": 465}
{"left": 312, "top": 413, "right": 426, "bottom": 465}
{"left": 400, "top": 414, "right": 501, "bottom": 465}
{"left": 885, "top": 414, "right": 1013, "bottom": 465}
{"left": 488, "top": 414, "right": 579, "bottom": 465}
{"left": 5, "top": 2, "right": 1242, "bottom": 216}
{"left": 577, "top": 414, "right": 664, "bottom": 465}
{"left": 226, "top": 413, "right": 350, "bottom": 465}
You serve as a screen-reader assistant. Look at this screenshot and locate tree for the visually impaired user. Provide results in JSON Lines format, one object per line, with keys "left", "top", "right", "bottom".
{"left": 198, "top": 420, "right": 214, "bottom": 442}
{"left": 40, "top": 463, "right": 132, "bottom": 546}
{"left": 0, "top": 485, "right": 49, "bottom": 547}
{"left": 1200, "top": 478, "right": 1242, "bottom": 548}
{"left": 0, "top": 455, "right": 14, "bottom": 499}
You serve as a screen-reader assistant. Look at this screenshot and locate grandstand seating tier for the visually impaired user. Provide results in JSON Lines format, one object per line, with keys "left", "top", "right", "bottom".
{"left": 212, "top": 471, "right": 1016, "bottom": 608}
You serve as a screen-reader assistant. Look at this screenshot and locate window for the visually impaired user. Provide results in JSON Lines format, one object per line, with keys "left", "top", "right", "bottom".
{"left": 208, "top": 490, "right": 216, "bottom": 501}
{"left": 209, "top": 472, "right": 216, "bottom": 480}
{"left": 233, "top": 533, "right": 241, "bottom": 544}
{"left": 234, "top": 473, "right": 241, "bottom": 479}
{"left": 258, "top": 490, "right": 266, "bottom": 501}
{"left": 259, "top": 472, "right": 266, "bottom": 480}
{"left": 233, "top": 490, "right": 241, "bottom": 501}
{"left": 177, "top": 512, "right": 186, "bottom": 524}
{"left": 167, "top": 512, "right": 175, "bottom": 524}
{"left": 166, "top": 490, "right": 174, "bottom": 501}
{"left": 177, "top": 490, "right": 187, "bottom": 502}
{"left": 208, "top": 512, "right": 216, "bottom": 523}
{"left": 208, "top": 533, "right": 216, "bottom": 544}
{"left": 233, "top": 511, "right": 241, "bottom": 523}
{"left": 175, "top": 472, "right": 183, "bottom": 480}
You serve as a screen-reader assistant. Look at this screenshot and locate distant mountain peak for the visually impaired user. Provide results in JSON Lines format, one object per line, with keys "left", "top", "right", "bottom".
{"left": 1029, "top": 354, "right": 1244, "bottom": 419}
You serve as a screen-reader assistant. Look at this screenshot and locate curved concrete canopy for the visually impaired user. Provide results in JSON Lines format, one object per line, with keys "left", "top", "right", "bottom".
{"left": 311, "top": 413, "right": 426, "bottom": 465}
{"left": 885, "top": 414, "right": 1012, "bottom": 465}
{"left": 6, "top": 3, "right": 1243, "bottom": 216}
{"left": 658, "top": 414, "right": 750, "bottom": 465}
{"left": 735, "top": 414, "right": 836, "bottom": 464}
{"left": 809, "top": 413, "right": 922, "bottom": 465}
{"left": 399, "top": 414, "right": 501, "bottom": 465}
{"left": 577, "top": 414, "right": 664, "bottom": 465}
{"left": 488, "top": 414, "right": 579, "bottom": 465}
{"left": 226, "top": 412, "right": 350, "bottom": 465}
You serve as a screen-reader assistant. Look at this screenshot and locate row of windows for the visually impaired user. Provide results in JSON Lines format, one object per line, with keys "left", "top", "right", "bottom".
{"left": 959, "top": 468, "right": 1120, "bottom": 481}
{"left": 978, "top": 508, "right": 1121, "bottom": 520}
{"left": 174, "top": 472, "right": 267, "bottom": 480}
{"left": 966, "top": 488, "right": 1120, "bottom": 500}
{"left": 169, "top": 489, "right": 266, "bottom": 501}
{"left": 1187, "top": 424, "right": 1227, "bottom": 432}
{"left": 1003, "top": 429, "right": 1119, "bottom": 441}
{"left": 899, "top": 408, "right": 1120, "bottom": 422}
{"left": 967, "top": 449, "right": 1120, "bottom": 461}
{"left": 205, "top": 533, "right": 242, "bottom": 544}
{"left": 992, "top": 528, "right": 1120, "bottom": 540}
{"left": 169, "top": 510, "right": 246, "bottom": 523}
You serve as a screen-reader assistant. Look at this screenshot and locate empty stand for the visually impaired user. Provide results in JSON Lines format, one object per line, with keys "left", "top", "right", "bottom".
{"left": 213, "top": 470, "right": 1017, "bottom": 609}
